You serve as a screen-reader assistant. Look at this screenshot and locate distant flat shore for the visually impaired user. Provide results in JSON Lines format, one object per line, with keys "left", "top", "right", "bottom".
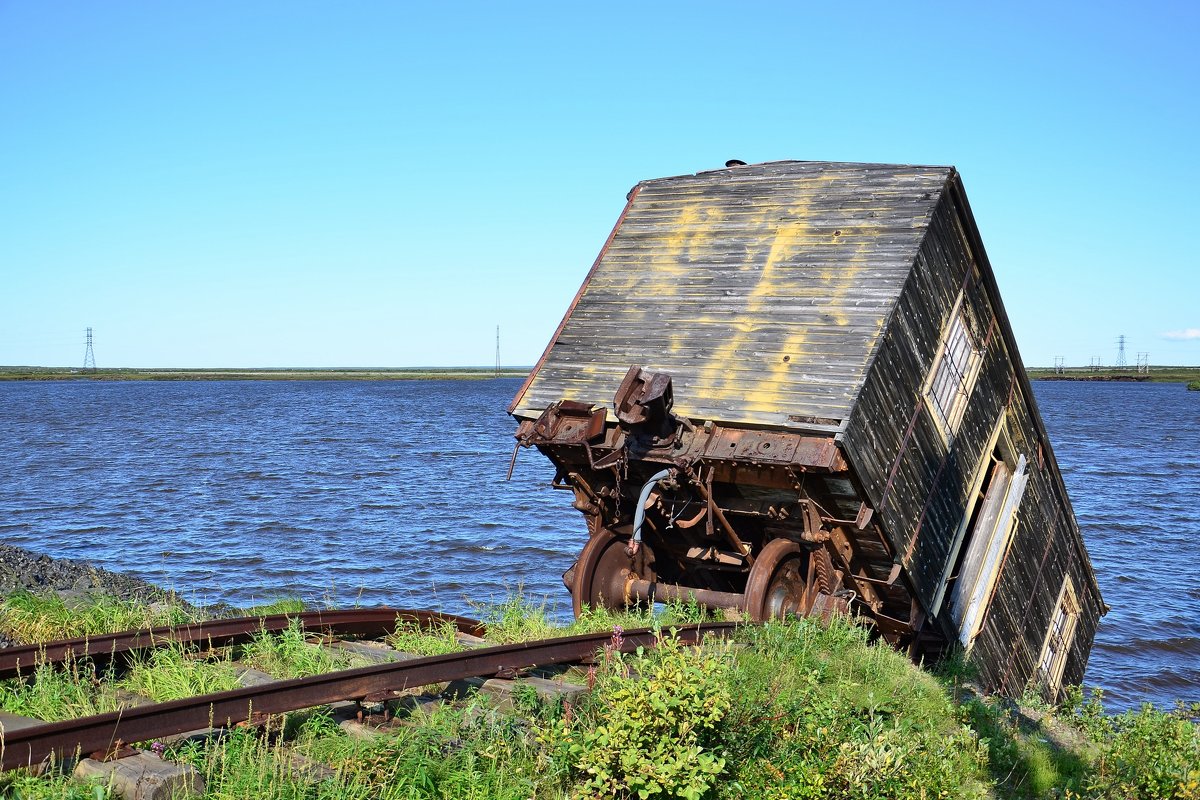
{"left": 0, "top": 367, "right": 530, "bottom": 381}
{"left": 1026, "top": 366, "right": 1200, "bottom": 383}
{"left": 5, "top": 365, "right": 1197, "bottom": 384}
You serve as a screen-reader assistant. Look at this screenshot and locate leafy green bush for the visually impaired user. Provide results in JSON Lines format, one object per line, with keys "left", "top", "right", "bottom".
{"left": 1083, "top": 704, "right": 1200, "bottom": 799}
{"left": 724, "top": 617, "right": 991, "bottom": 799}
{"left": 1187, "top": 379, "right": 1200, "bottom": 391}
{"left": 552, "top": 628, "right": 734, "bottom": 799}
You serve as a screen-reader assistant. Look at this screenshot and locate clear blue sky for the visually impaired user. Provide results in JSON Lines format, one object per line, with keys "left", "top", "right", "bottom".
{"left": 2, "top": 1, "right": 1197, "bottom": 368}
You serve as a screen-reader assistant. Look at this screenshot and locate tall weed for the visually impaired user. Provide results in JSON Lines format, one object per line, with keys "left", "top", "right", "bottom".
{"left": 240, "top": 618, "right": 360, "bottom": 679}
{"left": 0, "top": 590, "right": 193, "bottom": 644}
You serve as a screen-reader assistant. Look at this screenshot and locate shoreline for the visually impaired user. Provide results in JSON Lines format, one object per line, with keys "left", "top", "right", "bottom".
{"left": 5, "top": 365, "right": 1198, "bottom": 383}
{"left": 1027, "top": 366, "right": 1200, "bottom": 383}
{"left": 0, "top": 367, "right": 530, "bottom": 382}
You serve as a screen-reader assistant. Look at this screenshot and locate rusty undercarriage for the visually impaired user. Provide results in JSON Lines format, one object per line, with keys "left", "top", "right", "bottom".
{"left": 513, "top": 367, "right": 934, "bottom": 655}
{"left": 505, "top": 161, "right": 1102, "bottom": 697}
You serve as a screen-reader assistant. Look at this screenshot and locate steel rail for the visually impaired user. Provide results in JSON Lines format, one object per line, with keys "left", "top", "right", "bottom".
{"left": 0, "top": 622, "right": 737, "bottom": 771}
{"left": 0, "top": 609, "right": 485, "bottom": 680}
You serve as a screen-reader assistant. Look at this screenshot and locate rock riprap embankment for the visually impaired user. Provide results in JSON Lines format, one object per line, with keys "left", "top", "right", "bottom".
{"left": 0, "top": 544, "right": 187, "bottom": 649}
{"left": 0, "top": 544, "right": 170, "bottom": 601}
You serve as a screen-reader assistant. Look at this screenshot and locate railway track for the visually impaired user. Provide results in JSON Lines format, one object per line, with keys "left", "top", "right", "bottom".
{"left": 0, "top": 607, "right": 484, "bottom": 680}
{"left": 0, "top": 608, "right": 736, "bottom": 784}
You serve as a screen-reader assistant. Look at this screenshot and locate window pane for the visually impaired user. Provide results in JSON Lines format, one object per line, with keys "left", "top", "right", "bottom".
{"left": 926, "top": 305, "right": 980, "bottom": 437}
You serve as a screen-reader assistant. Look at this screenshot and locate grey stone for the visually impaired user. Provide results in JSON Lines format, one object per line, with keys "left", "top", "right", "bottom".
{"left": 326, "top": 639, "right": 416, "bottom": 664}
{"left": 73, "top": 751, "right": 204, "bottom": 800}
{"left": 0, "top": 710, "right": 45, "bottom": 734}
{"left": 233, "top": 665, "right": 278, "bottom": 687}
{"left": 455, "top": 632, "right": 487, "bottom": 647}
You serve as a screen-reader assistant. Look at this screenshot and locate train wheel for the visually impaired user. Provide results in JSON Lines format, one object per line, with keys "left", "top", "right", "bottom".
{"left": 571, "top": 529, "right": 636, "bottom": 618}
{"left": 744, "top": 539, "right": 833, "bottom": 622}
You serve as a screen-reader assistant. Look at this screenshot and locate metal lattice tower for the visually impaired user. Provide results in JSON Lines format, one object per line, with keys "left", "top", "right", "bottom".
{"left": 82, "top": 327, "right": 96, "bottom": 372}
{"left": 1136, "top": 352, "right": 1149, "bottom": 374}
{"left": 494, "top": 325, "right": 500, "bottom": 378}
{"left": 1115, "top": 334, "right": 1127, "bottom": 369}
{"left": 1054, "top": 356, "right": 1065, "bottom": 374}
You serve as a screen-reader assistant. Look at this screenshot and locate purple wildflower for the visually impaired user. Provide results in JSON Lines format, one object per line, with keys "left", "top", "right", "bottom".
{"left": 611, "top": 624, "right": 625, "bottom": 651}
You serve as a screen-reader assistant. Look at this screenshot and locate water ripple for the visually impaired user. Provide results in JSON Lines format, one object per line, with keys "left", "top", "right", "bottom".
{"left": 0, "top": 379, "right": 1197, "bottom": 710}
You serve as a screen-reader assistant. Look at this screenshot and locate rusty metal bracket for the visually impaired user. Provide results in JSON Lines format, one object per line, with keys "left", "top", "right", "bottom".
{"left": 87, "top": 741, "right": 136, "bottom": 763}
{"left": 525, "top": 401, "right": 607, "bottom": 446}
{"left": 614, "top": 367, "right": 674, "bottom": 426}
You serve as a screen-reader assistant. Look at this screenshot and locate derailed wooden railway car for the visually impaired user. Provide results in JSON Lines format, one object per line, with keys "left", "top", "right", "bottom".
{"left": 509, "top": 160, "right": 1104, "bottom": 699}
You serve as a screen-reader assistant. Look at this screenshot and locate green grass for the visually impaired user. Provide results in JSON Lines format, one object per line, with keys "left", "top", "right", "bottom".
{"left": 239, "top": 619, "right": 364, "bottom": 679}
{"left": 0, "top": 657, "right": 122, "bottom": 721}
{"left": 718, "top": 618, "right": 992, "bottom": 799}
{"left": 3, "top": 589, "right": 1200, "bottom": 799}
{"left": 119, "top": 643, "right": 240, "bottom": 702}
{"left": 0, "top": 590, "right": 195, "bottom": 644}
{"left": 958, "top": 694, "right": 1092, "bottom": 798}
{"left": 172, "top": 727, "right": 350, "bottom": 800}
{"left": 304, "top": 700, "right": 555, "bottom": 800}
{"left": 385, "top": 617, "right": 465, "bottom": 657}
{"left": 365, "top": 596, "right": 707, "bottom": 657}
{"left": 0, "top": 772, "right": 113, "bottom": 799}
{"left": 1188, "top": 379, "right": 1200, "bottom": 391}
{"left": 470, "top": 592, "right": 712, "bottom": 645}
{"left": 240, "top": 598, "right": 307, "bottom": 617}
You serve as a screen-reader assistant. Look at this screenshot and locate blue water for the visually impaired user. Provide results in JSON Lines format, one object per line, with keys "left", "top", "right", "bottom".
{"left": 1034, "top": 381, "right": 1200, "bottom": 710}
{"left": 0, "top": 378, "right": 1196, "bottom": 710}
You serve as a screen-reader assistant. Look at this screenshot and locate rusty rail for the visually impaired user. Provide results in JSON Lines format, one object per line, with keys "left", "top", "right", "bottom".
{"left": 0, "top": 621, "right": 736, "bottom": 771}
{"left": 0, "top": 609, "right": 485, "bottom": 680}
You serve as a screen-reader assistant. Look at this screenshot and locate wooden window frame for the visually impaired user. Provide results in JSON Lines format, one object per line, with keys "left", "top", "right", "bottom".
{"left": 923, "top": 292, "right": 984, "bottom": 443}
{"left": 938, "top": 410, "right": 1029, "bottom": 650}
{"left": 952, "top": 453, "right": 1027, "bottom": 649}
{"left": 1036, "top": 577, "right": 1081, "bottom": 699}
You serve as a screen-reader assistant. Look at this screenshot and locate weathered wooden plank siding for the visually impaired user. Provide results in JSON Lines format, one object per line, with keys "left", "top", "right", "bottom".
{"left": 842, "top": 179, "right": 1102, "bottom": 692}
{"left": 511, "top": 162, "right": 947, "bottom": 428}
{"left": 970, "top": 387, "right": 1102, "bottom": 692}
{"left": 840, "top": 193, "right": 983, "bottom": 606}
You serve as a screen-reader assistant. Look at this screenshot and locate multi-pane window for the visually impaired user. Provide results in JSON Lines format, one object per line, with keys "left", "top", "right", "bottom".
{"left": 925, "top": 298, "right": 983, "bottom": 440}
{"left": 1037, "top": 577, "right": 1080, "bottom": 699}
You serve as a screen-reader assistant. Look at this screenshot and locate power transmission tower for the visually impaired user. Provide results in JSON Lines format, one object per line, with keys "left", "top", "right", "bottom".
{"left": 494, "top": 325, "right": 500, "bottom": 378}
{"left": 1136, "top": 352, "right": 1149, "bottom": 374}
{"left": 82, "top": 328, "right": 97, "bottom": 373}
{"left": 1115, "top": 334, "right": 1127, "bottom": 369}
{"left": 1053, "top": 356, "right": 1065, "bottom": 375}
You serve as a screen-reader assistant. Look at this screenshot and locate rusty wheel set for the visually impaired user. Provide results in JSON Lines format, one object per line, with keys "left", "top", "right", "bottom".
{"left": 514, "top": 367, "right": 922, "bottom": 646}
